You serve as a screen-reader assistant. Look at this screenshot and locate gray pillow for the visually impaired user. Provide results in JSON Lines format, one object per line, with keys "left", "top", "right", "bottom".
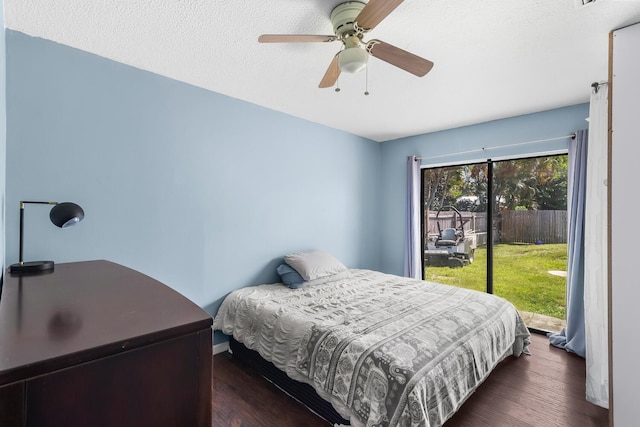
{"left": 284, "top": 250, "right": 347, "bottom": 281}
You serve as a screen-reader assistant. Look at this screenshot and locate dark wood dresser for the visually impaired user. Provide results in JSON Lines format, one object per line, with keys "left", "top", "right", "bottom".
{"left": 0, "top": 260, "right": 213, "bottom": 427}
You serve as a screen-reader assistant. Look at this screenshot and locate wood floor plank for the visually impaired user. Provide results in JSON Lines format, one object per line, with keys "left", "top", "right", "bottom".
{"left": 212, "top": 333, "right": 608, "bottom": 426}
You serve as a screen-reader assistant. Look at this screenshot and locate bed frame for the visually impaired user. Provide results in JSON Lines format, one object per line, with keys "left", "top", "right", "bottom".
{"left": 229, "top": 337, "right": 350, "bottom": 425}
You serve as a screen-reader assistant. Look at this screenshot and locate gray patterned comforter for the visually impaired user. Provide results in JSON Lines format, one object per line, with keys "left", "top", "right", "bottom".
{"left": 213, "top": 269, "right": 530, "bottom": 427}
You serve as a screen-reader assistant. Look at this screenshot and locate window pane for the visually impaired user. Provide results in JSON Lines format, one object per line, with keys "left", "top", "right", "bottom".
{"left": 491, "top": 155, "right": 568, "bottom": 333}
{"left": 422, "top": 163, "right": 487, "bottom": 292}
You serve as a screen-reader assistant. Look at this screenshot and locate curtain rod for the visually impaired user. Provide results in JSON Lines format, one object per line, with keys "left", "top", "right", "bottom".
{"left": 591, "top": 81, "right": 608, "bottom": 94}
{"left": 416, "top": 133, "right": 576, "bottom": 162}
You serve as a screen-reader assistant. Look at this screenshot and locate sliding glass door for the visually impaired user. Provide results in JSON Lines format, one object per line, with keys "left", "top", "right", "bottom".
{"left": 422, "top": 155, "right": 568, "bottom": 333}
{"left": 491, "top": 156, "right": 568, "bottom": 332}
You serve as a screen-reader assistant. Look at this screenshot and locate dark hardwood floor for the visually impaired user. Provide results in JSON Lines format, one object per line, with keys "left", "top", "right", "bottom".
{"left": 212, "top": 333, "right": 608, "bottom": 426}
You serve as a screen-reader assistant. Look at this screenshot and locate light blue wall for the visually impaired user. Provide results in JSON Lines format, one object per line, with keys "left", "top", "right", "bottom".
{"left": 4, "top": 31, "right": 381, "bottom": 323}
{"left": 4, "top": 30, "right": 592, "bottom": 327}
{"left": 379, "top": 104, "right": 590, "bottom": 276}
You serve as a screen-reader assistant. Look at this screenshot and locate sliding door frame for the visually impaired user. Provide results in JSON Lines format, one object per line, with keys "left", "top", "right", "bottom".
{"left": 421, "top": 149, "right": 569, "bottom": 298}
{"left": 487, "top": 160, "right": 494, "bottom": 294}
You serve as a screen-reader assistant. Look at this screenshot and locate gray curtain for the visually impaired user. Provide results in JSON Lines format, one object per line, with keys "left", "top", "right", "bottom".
{"left": 548, "top": 129, "right": 587, "bottom": 357}
{"left": 404, "top": 156, "right": 422, "bottom": 279}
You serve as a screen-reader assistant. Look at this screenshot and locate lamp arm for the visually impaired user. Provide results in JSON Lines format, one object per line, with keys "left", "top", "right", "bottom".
{"left": 17, "top": 201, "right": 58, "bottom": 265}
{"left": 22, "top": 201, "right": 58, "bottom": 205}
{"left": 18, "top": 203, "right": 24, "bottom": 264}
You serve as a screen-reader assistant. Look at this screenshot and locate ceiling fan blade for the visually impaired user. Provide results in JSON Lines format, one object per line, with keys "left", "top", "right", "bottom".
{"left": 355, "top": 0, "right": 404, "bottom": 31}
{"left": 319, "top": 55, "right": 341, "bottom": 88}
{"left": 258, "top": 34, "right": 337, "bottom": 43}
{"left": 368, "top": 40, "right": 434, "bottom": 77}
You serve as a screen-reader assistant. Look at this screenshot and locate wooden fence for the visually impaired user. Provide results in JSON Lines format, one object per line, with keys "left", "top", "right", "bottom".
{"left": 426, "top": 210, "right": 567, "bottom": 245}
{"left": 499, "top": 210, "right": 567, "bottom": 244}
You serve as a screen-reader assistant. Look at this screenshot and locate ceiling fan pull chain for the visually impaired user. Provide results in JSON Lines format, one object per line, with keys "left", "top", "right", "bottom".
{"left": 335, "top": 76, "right": 341, "bottom": 93}
{"left": 364, "top": 66, "right": 370, "bottom": 96}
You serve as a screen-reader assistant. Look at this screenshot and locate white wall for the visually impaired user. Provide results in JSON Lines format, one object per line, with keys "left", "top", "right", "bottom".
{"left": 611, "top": 22, "right": 640, "bottom": 427}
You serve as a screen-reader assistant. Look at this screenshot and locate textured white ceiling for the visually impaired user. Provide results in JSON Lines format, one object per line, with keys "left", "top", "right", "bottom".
{"left": 5, "top": 0, "right": 640, "bottom": 142}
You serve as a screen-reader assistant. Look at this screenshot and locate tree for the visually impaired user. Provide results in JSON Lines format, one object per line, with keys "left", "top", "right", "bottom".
{"left": 422, "top": 167, "right": 463, "bottom": 241}
{"left": 459, "top": 163, "right": 488, "bottom": 212}
{"left": 492, "top": 156, "right": 567, "bottom": 211}
{"left": 423, "top": 167, "right": 464, "bottom": 212}
{"left": 422, "top": 155, "right": 568, "bottom": 245}
{"left": 532, "top": 156, "right": 568, "bottom": 210}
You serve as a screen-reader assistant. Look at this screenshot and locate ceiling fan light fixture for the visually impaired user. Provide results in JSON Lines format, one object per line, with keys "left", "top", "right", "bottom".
{"left": 338, "top": 47, "right": 368, "bottom": 73}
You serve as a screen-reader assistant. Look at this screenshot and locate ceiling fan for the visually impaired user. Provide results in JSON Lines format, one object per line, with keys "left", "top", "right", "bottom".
{"left": 258, "top": 0, "right": 434, "bottom": 89}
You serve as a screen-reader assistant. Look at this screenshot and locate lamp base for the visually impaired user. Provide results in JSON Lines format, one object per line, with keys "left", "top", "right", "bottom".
{"left": 9, "top": 260, "right": 55, "bottom": 274}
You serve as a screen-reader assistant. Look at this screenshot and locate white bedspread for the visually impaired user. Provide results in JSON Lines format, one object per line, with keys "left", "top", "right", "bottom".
{"left": 213, "top": 269, "right": 530, "bottom": 427}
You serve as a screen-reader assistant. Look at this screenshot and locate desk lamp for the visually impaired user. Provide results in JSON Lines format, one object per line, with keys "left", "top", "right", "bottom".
{"left": 9, "top": 201, "right": 85, "bottom": 274}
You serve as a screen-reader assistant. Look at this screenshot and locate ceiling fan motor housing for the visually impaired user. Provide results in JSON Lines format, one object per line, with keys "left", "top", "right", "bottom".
{"left": 331, "top": 1, "right": 366, "bottom": 38}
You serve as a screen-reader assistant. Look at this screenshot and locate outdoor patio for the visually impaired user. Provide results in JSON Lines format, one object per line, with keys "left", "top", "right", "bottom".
{"left": 520, "top": 310, "right": 566, "bottom": 333}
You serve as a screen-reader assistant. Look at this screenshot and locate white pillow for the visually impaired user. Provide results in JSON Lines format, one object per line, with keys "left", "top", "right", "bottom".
{"left": 284, "top": 250, "right": 347, "bottom": 281}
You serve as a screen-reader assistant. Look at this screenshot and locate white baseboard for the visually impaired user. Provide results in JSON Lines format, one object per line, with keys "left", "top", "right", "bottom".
{"left": 212, "top": 341, "right": 230, "bottom": 355}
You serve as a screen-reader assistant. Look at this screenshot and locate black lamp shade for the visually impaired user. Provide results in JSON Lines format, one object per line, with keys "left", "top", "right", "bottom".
{"left": 50, "top": 202, "right": 84, "bottom": 228}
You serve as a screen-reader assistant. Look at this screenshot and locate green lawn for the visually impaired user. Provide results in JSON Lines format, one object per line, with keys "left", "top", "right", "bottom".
{"left": 424, "top": 243, "right": 567, "bottom": 319}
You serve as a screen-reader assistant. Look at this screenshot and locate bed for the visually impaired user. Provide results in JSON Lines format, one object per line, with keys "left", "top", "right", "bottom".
{"left": 214, "top": 265, "right": 530, "bottom": 427}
